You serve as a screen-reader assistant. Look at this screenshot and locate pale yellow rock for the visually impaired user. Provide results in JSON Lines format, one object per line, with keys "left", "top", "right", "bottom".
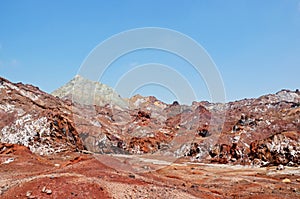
{"left": 282, "top": 178, "right": 291, "bottom": 183}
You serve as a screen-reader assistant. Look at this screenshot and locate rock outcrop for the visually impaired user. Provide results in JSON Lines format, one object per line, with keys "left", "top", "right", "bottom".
{"left": 0, "top": 77, "right": 84, "bottom": 155}
{"left": 249, "top": 131, "right": 300, "bottom": 166}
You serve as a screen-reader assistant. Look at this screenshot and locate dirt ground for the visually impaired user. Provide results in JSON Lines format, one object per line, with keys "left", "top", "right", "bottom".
{"left": 1, "top": 149, "right": 300, "bottom": 199}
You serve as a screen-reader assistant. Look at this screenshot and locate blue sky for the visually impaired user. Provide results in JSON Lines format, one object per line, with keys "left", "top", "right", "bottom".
{"left": 0, "top": 1, "right": 300, "bottom": 104}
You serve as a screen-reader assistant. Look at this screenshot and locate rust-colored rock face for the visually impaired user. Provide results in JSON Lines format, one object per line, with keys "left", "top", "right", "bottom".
{"left": 0, "top": 77, "right": 84, "bottom": 155}
{"left": 1, "top": 76, "right": 300, "bottom": 198}
{"left": 249, "top": 131, "right": 300, "bottom": 166}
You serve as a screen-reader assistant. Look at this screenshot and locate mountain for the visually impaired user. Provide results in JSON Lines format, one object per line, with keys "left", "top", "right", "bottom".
{"left": 52, "top": 75, "right": 129, "bottom": 108}
{"left": 1, "top": 75, "right": 300, "bottom": 166}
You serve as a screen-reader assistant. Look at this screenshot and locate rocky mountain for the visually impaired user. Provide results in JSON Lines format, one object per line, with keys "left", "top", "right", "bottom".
{"left": 52, "top": 75, "right": 128, "bottom": 108}
{"left": 1, "top": 76, "right": 300, "bottom": 167}
{"left": 1, "top": 76, "right": 300, "bottom": 198}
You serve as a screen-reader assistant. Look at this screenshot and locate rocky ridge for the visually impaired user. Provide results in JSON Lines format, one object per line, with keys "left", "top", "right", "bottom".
{"left": 1, "top": 76, "right": 300, "bottom": 167}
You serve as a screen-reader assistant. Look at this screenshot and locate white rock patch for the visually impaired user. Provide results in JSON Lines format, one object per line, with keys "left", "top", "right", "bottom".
{"left": 0, "top": 115, "right": 65, "bottom": 155}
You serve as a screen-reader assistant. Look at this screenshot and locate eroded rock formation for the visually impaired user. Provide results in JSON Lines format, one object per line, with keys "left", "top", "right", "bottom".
{"left": 1, "top": 76, "right": 300, "bottom": 167}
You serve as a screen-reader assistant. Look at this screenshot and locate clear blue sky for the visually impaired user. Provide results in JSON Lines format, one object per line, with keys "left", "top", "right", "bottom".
{"left": 1, "top": 1, "right": 300, "bottom": 103}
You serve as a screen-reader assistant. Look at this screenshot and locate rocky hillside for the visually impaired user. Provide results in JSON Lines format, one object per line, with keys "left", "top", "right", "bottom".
{"left": 1, "top": 76, "right": 300, "bottom": 167}
{"left": 0, "top": 77, "right": 84, "bottom": 155}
